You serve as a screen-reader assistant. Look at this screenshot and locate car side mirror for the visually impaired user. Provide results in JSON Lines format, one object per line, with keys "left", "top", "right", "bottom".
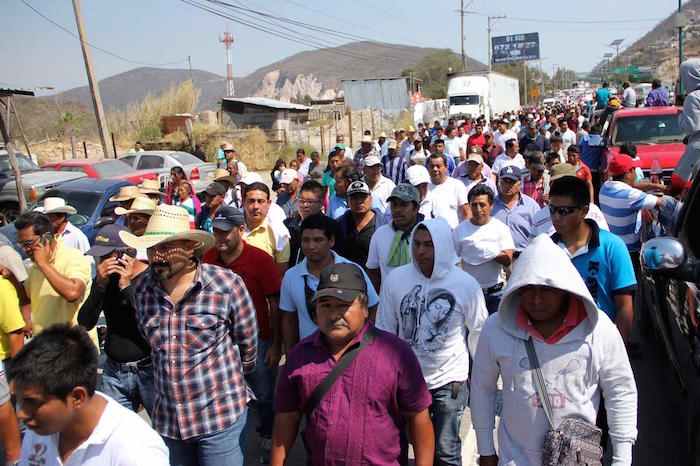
{"left": 641, "top": 237, "right": 686, "bottom": 272}
{"left": 94, "top": 216, "right": 115, "bottom": 229}
{"left": 67, "top": 214, "right": 89, "bottom": 227}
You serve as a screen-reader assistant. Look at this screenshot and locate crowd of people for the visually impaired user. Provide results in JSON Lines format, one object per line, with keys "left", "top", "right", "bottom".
{"left": 0, "top": 59, "right": 698, "bottom": 466}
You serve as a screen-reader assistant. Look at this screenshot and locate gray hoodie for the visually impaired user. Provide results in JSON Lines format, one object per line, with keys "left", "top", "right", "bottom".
{"left": 470, "top": 234, "right": 637, "bottom": 466}
{"left": 376, "top": 217, "right": 488, "bottom": 389}
{"left": 679, "top": 58, "right": 700, "bottom": 147}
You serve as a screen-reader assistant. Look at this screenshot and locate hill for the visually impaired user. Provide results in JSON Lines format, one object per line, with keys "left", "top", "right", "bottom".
{"left": 590, "top": 0, "right": 700, "bottom": 83}
{"left": 51, "top": 41, "right": 485, "bottom": 111}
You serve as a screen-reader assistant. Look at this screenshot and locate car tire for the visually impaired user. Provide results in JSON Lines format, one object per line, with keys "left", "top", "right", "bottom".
{"left": 0, "top": 202, "right": 20, "bottom": 226}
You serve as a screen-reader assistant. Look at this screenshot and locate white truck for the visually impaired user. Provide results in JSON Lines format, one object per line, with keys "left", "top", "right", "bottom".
{"left": 446, "top": 71, "right": 520, "bottom": 122}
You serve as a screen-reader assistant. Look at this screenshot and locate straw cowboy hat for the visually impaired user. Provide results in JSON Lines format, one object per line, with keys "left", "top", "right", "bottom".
{"left": 34, "top": 197, "right": 77, "bottom": 215}
{"left": 213, "top": 168, "right": 237, "bottom": 184}
{"left": 109, "top": 185, "right": 143, "bottom": 202}
{"left": 119, "top": 204, "right": 214, "bottom": 255}
{"left": 114, "top": 196, "right": 157, "bottom": 216}
{"left": 138, "top": 179, "right": 163, "bottom": 196}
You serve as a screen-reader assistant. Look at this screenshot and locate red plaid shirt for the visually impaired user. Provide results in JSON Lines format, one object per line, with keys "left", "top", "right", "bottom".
{"left": 133, "top": 262, "right": 258, "bottom": 439}
{"left": 521, "top": 175, "right": 545, "bottom": 207}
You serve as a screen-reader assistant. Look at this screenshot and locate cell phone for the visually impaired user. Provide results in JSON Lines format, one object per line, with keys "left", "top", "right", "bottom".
{"left": 115, "top": 248, "right": 136, "bottom": 266}
{"left": 39, "top": 232, "right": 53, "bottom": 246}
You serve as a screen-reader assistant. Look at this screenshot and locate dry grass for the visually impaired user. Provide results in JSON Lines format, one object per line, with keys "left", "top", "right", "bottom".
{"left": 108, "top": 81, "right": 199, "bottom": 143}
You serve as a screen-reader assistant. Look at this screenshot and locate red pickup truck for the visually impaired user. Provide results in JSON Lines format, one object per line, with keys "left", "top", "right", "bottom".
{"left": 42, "top": 158, "right": 158, "bottom": 184}
{"left": 601, "top": 106, "right": 685, "bottom": 179}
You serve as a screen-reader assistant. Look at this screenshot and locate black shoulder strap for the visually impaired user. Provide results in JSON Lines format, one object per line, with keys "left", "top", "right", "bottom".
{"left": 303, "top": 326, "right": 377, "bottom": 418}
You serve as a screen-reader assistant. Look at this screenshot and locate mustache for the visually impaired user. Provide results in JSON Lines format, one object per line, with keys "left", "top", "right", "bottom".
{"left": 325, "top": 319, "right": 349, "bottom": 329}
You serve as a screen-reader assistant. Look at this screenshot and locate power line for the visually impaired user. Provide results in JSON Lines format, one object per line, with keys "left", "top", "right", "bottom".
{"left": 474, "top": 13, "right": 664, "bottom": 24}
{"left": 20, "top": 0, "right": 188, "bottom": 67}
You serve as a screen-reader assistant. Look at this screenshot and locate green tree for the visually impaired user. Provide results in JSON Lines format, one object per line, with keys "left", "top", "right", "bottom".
{"left": 401, "top": 49, "right": 463, "bottom": 99}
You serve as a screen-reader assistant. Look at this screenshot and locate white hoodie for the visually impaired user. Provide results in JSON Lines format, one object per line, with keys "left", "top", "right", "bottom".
{"left": 470, "top": 234, "right": 637, "bottom": 466}
{"left": 376, "top": 217, "right": 488, "bottom": 389}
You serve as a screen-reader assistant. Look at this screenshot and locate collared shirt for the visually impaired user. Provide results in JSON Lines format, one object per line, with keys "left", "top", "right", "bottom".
{"left": 493, "top": 129, "right": 517, "bottom": 151}
{"left": 276, "top": 191, "right": 299, "bottom": 220}
{"left": 551, "top": 219, "right": 637, "bottom": 320}
{"left": 645, "top": 87, "right": 669, "bottom": 107}
{"left": 453, "top": 170, "right": 497, "bottom": 199}
{"left": 274, "top": 322, "right": 432, "bottom": 466}
{"left": 0, "top": 277, "right": 25, "bottom": 360}
{"left": 492, "top": 193, "right": 540, "bottom": 252}
{"left": 24, "top": 241, "right": 98, "bottom": 349}
{"left": 517, "top": 134, "right": 551, "bottom": 155}
{"left": 369, "top": 176, "right": 396, "bottom": 212}
{"left": 279, "top": 251, "right": 379, "bottom": 339}
{"left": 382, "top": 155, "right": 407, "bottom": 185}
{"left": 520, "top": 175, "right": 545, "bottom": 207}
{"left": 19, "top": 392, "right": 169, "bottom": 466}
{"left": 244, "top": 218, "right": 290, "bottom": 264}
{"left": 322, "top": 171, "right": 336, "bottom": 199}
{"left": 561, "top": 129, "right": 577, "bottom": 151}
{"left": 491, "top": 152, "right": 526, "bottom": 175}
{"left": 202, "top": 242, "right": 281, "bottom": 340}
{"left": 327, "top": 194, "right": 349, "bottom": 220}
{"left": 599, "top": 180, "right": 659, "bottom": 251}
{"left": 59, "top": 222, "right": 90, "bottom": 254}
{"left": 516, "top": 298, "right": 588, "bottom": 344}
{"left": 133, "top": 262, "right": 258, "bottom": 439}
{"left": 622, "top": 87, "right": 637, "bottom": 107}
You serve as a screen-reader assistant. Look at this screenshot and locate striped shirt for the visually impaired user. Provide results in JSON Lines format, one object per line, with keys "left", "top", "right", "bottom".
{"left": 382, "top": 155, "right": 407, "bottom": 185}
{"left": 133, "top": 262, "right": 258, "bottom": 439}
{"left": 599, "top": 180, "right": 659, "bottom": 251}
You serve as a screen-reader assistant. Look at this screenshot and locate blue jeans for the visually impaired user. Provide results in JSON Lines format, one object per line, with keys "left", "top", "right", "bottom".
{"left": 99, "top": 358, "right": 155, "bottom": 417}
{"left": 245, "top": 338, "right": 276, "bottom": 438}
{"left": 484, "top": 292, "right": 503, "bottom": 315}
{"left": 164, "top": 406, "right": 248, "bottom": 466}
{"left": 429, "top": 381, "right": 469, "bottom": 466}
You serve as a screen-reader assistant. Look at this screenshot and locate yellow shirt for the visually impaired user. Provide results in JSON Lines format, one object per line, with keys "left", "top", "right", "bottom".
{"left": 24, "top": 242, "right": 99, "bottom": 350}
{"left": 244, "top": 219, "right": 290, "bottom": 264}
{"left": 0, "top": 277, "right": 25, "bottom": 360}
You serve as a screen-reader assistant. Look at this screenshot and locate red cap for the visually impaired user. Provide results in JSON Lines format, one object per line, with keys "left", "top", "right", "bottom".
{"left": 608, "top": 155, "right": 640, "bottom": 177}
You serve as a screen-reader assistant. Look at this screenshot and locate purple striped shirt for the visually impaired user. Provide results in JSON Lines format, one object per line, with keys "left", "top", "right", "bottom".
{"left": 274, "top": 322, "right": 432, "bottom": 465}
{"left": 133, "top": 262, "right": 258, "bottom": 439}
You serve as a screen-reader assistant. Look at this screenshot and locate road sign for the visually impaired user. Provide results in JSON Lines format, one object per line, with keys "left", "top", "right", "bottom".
{"left": 491, "top": 33, "right": 540, "bottom": 63}
{"left": 611, "top": 66, "right": 639, "bottom": 73}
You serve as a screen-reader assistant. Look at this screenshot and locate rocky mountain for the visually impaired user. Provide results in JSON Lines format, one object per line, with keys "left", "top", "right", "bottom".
{"left": 590, "top": 0, "right": 700, "bottom": 83}
{"left": 52, "top": 41, "right": 484, "bottom": 111}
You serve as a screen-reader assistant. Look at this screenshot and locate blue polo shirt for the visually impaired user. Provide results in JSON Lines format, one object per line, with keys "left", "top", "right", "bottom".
{"left": 492, "top": 193, "right": 540, "bottom": 252}
{"left": 552, "top": 220, "right": 636, "bottom": 320}
{"left": 327, "top": 194, "right": 348, "bottom": 220}
{"left": 279, "top": 250, "right": 380, "bottom": 339}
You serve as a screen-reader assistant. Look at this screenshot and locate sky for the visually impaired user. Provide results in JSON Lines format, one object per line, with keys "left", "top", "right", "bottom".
{"left": 1, "top": 0, "right": 685, "bottom": 95}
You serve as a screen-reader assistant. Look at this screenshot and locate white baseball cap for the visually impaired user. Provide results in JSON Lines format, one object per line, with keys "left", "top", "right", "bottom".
{"left": 363, "top": 155, "right": 381, "bottom": 167}
{"left": 405, "top": 165, "right": 430, "bottom": 186}
{"left": 279, "top": 168, "right": 298, "bottom": 184}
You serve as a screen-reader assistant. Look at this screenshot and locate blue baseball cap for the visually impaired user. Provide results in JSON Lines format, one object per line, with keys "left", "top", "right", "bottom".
{"left": 211, "top": 206, "right": 246, "bottom": 232}
{"left": 85, "top": 224, "right": 128, "bottom": 257}
{"left": 499, "top": 164, "right": 522, "bottom": 181}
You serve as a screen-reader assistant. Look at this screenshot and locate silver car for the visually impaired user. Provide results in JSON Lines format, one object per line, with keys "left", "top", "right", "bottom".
{"left": 0, "top": 151, "right": 87, "bottom": 225}
{"left": 118, "top": 150, "right": 217, "bottom": 194}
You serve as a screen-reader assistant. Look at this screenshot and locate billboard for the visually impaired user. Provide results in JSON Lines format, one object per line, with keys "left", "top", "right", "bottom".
{"left": 491, "top": 33, "right": 540, "bottom": 63}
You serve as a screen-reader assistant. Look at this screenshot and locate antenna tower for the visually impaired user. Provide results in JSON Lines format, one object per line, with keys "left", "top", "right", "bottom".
{"left": 219, "top": 30, "right": 235, "bottom": 96}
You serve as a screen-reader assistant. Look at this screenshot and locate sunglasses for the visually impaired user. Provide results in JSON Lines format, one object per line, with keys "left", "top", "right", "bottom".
{"left": 548, "top": 205, "right": 582, "bottom": 216}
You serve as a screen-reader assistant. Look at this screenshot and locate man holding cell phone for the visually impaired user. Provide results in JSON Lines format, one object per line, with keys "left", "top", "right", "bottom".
{"left": 78, "top": 224, "right": 155, "bottom": 416}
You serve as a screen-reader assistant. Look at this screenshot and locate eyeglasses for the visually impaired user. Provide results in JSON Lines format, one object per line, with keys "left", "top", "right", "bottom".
{"left": 298, "top": 199, "right": 320, "bottom": 206}
{"left": 548, "top": 205, "right": 582, "bottom": 216}
{"left": 18, "top": 236, "right": 39, "bottom": 250}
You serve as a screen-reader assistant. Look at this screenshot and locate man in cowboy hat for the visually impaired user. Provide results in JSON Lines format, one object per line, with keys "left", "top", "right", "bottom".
{"left": 121, "top": 204, "right": 258, "bottom": 464}
{"left": 109, "top": 185, "right": 145, "bottom": 210}
{"left": 114, "top": 196, "right": 157, "bottom": 261}
{"left": 211, "top": 168, "right": 239, "bottom": 207}
{"left": 138, "top": 179, "right": 164, "bottom": 204}
{"left": 35, "top": 197, "right": 90, "bottom": 257}
{"left": 15, "top": 211, "right": 99, "bottom": 349}
{"left": 78, "top": 224, "right": 155, "bottom": 417}
{"left": 353, "top": 135, "right": 377, "bottom": 172}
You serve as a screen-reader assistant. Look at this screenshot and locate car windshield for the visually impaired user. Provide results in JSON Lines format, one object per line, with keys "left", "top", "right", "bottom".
{"left": 170, "top": 152, "right": 202, "bottom": 165}
{"left": 0, "top": 154, "right": 39, "bottom": 175}
{"left": 35, "top": 190, "right": 102, "bottom": 219}
{"left": 611, "top": 114, "right": 684, "bottom": 145}
{"left": 449, "top": 95, "right": 480, "bottom": 106}
{"left": 93, "top": 160, "right": 133, "bottom": 177}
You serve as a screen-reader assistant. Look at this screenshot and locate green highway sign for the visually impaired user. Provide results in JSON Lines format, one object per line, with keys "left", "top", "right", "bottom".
{"left": 611, "top": 66, "right": 639, "bottom": 73}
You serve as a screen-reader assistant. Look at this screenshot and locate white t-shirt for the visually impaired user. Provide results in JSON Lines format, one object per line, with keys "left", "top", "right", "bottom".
{"left": 428, "top": 177, "right": 469, "bottom": 228}
{"left": 366, "top": 223, "right": 403, "bottom": 283}
{"left": 491, "top": 153, "right": 526, "bottom": 175}
{"left": 561, "top": 129, "right": 577, "bottom": 151}
{"left": 493, "top": 129, "right": 517, "bottom": 151}
{"left": 19, "top": 392, "right": 169, "bottom": 466}
{"left": 444, "top": 137, "right": 465, "bottom": 162}
{"left": 453, "top": 218, "right": 514, "bottom": 288}
{"left": 369, "top": 176, "right": 396, "bottom": 212}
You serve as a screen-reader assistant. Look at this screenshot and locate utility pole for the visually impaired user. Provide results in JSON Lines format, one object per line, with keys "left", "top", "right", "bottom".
{"left": 487, "top": 15, "right": 506, "bottom": 72}
{"left": 523, "top": 61, "right": 528, "bottom": 105}
{"left": 457, "top": 0, "right": 475, "bottom": 72}
{"left": 677, "top": 0, "right": 685, "bottom": 94}
{"left": 219, "top": 29, "right": 235, "bottom": 96}
{"left": 539, "top": 57, "right": 544, "bottom": 101}
{"left": 71, "top": 0, "right": 113, "bottom": 158}
{"left": 187, "top": 55, "right": 199, "bottom": 116}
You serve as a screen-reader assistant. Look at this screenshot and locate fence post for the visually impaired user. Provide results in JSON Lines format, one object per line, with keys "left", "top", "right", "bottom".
{"left": 320, "top": 111, "right": 326, "bottom": 155}
{"left": 83, "top": 140, "right": 88, "bottom": 158}
{"left": 371, "top": 108, "right": 376, "bottom": 137}
{"left": 62, "top": 145, "right": 66, "bottom": 160}
{"left": 347, "top": 107, "right": 353, "bottom": 148}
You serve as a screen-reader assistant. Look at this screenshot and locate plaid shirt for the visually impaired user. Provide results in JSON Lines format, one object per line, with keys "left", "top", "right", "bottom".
{"left": 133, "top": 262, "right": 258, "bottom": 440}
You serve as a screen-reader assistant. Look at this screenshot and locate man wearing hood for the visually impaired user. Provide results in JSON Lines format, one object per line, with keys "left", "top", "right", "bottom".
{"left": 679, "top": 58, "right": 700, "bottom": 149}
{"left": 377, "top": 217, "right": 488, "bottom": 466}
{"left": 471, "top": 234, "right": 638, "bottom": 466}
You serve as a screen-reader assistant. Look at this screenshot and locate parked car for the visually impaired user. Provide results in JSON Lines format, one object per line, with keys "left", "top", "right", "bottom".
{"left": 41, "top": 158, "right": 159, "bottom": 184}
{"left": 600, "top": 106, "right": 686, "bottom": 180}
{"left": 118, "top": 150, "right": 217, "bottom": 194}
{"left": 0, "top": 150, "right": 86, "bottom": 225}
{"left": 639, "top": 167, "right": 700, "bottom": 465}
{"left": 0, "top": 178, "right": 132, "bottom": 248}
